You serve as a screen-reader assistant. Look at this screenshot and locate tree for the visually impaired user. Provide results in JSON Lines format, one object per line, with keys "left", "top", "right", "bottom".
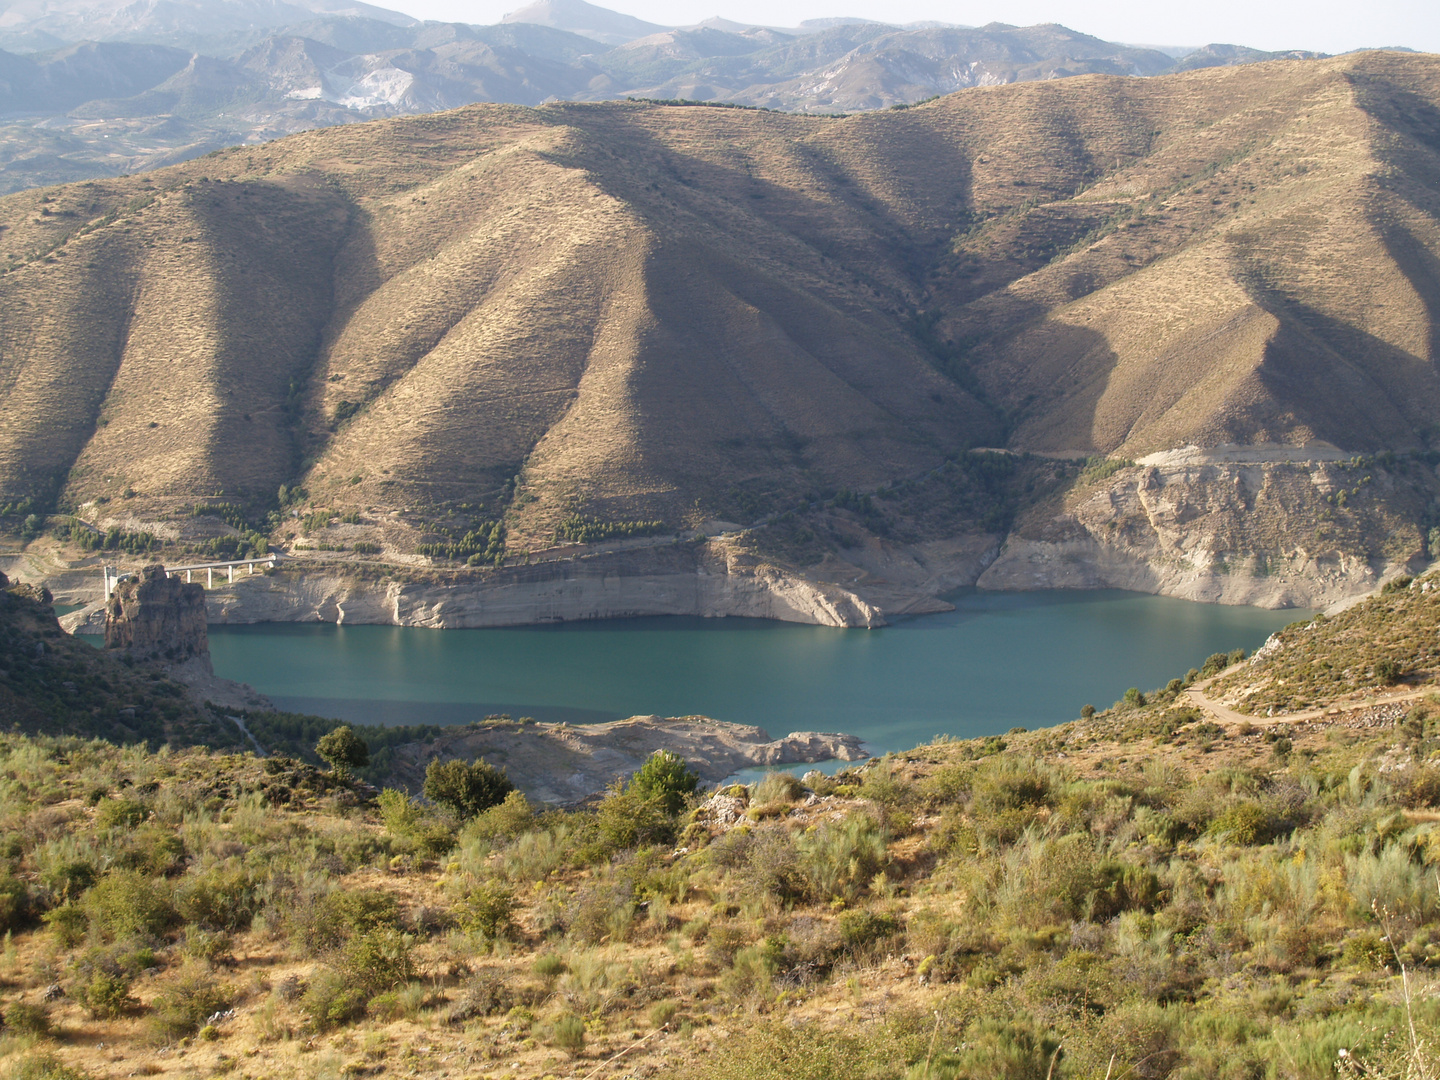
{"left": 316, "top": 726, "right": 369, "bottom": 781}
{"left": 423, "top": 758, "right": 514, "bottom": 820}
{"left": 628, "top": 750, "right": 699, "bottom": 816}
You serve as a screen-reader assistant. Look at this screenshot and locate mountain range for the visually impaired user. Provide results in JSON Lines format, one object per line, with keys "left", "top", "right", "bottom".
{"left": 1, "top": 50, "right": 1437, "bottom": 607}
{"left": 0, "top": 0, "right": 1324, "bottom": 193}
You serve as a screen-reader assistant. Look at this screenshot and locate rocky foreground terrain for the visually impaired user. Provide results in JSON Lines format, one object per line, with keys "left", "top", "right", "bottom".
{"left": 0, "top": 562, "right": 1438, "bottom": 1080}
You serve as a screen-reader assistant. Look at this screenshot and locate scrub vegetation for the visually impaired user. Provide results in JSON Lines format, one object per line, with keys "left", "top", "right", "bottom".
{"left": 1, "top": 579, "right": 1439, "bottom": 1078}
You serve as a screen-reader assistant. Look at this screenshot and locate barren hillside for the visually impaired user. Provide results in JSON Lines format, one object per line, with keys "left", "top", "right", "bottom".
{"left": 2, "top": 52, "right": 1439, "bottom": 611}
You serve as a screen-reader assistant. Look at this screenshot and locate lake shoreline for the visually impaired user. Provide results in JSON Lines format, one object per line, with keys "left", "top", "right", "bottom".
{"left": 147, "top": 590, "right": 1309, "bottom": 757}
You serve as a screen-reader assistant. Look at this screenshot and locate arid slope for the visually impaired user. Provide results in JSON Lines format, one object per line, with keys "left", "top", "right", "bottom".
{"left": 0, "top": 52, "right": 1438, "bottom": 561}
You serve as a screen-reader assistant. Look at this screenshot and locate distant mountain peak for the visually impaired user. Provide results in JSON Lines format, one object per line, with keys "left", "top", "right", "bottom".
{"left": 501, "top": 0, "right": 667, "bottom": 45}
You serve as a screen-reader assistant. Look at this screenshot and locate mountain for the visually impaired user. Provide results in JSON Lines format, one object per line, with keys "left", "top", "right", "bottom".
{"left": 600, "top": 22, "right": 1182, "bottom": 111}
{"left": 1, "top": 52, "right": 1438, "bottom": 616}
{"left": 0, "top": 0, "right": 417, "bottom": 51}
{"left": 500, "top": 0, "right": 666, "bottom": 46}
{"left": 0, "top": 8, "right": 1339, "bottom": 196}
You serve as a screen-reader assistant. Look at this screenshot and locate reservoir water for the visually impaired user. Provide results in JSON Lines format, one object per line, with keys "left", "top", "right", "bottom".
{"left": 196, "top": 589, "right": 1307, "bottom": 756}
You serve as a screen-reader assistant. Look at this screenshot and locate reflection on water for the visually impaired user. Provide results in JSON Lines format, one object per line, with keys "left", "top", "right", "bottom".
{"left": 197, "top": 589, "right": 1306, "bottom": 756}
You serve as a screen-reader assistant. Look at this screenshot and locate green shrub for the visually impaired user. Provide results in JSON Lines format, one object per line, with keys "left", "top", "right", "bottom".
{"left": 315, "top": 726, "right": 369, "bottom": 780}
{"left": 798, "top": 813, "right": 888, "bottom": 901}
{"left": 39, "top": 860, "right": 95, "bottom": 902}
{"left": 376, "top": 789, "right": 456, "bottom": 855}
{"left": 720, "top": 941, "right": 780, "bottom": 1001}
{"left": 423, "top": 758, "right": 514, "bottom": 819}
{"left": 3, "top": 1001, "right": 52, "bottom": 1036}
{"left": 93, "top": 797, "right": 146, "bottom": 830}
{"left": 0, "top": 871, "right": 29, "bottom": 933}
{"left": 77, "top": 971, "right": 138, "bottom": 1019}
{"left": 1374, "top": 659, "right": 1403, "bottom": 685}
{"left": 1208, "top": 803, "right": 1275, "bottom": 845}
{"left": 180, "top": 928, "right": 232, "bottom": 964}
{"left": 42, "top": 903, "right": 86, "bottom": 948}
{"left": 912, "top": 1016, "right": 1061, "bottom": 1080}
{"left": 82, "top": 871, "right": 175, "bottom": 941}
{"left": 305, "top": 889, "right": 400, "bottom": 952}
{"left": 147, "top": 966, "right": 229, "bottom": 1043}
{"left": 114, "top": 825, "right": 184, "bottom": 875}
{"left": 456, "top": 880, "right": 516, "bottom": 939}
{"left": 176, "top": 866, "right": 259, "bottom": 931}
{"left": 463, "top": 790, "right": 535, "bottom": 845}
{"left": 595, "top": 783, "right": 676, "bottom": 851}
{"left": 629, "top": 751, "right": 700, "bottom": 815}
{"left": 1341, "top": 932, "right": 1389, "bottom": 970}
{"left": 3, "top": 1055, "right": 92, "bottom": 1080}
{"left": 547, "top": 1013, "right": 587, "bottom": 1052}
{"left": 299, "top": 968, "right": 367, "bottom": 1029}
{"left": 533, "top": 953, "right": 566, "bottom": 978}
{"left": 753, "top": 771, "right": 805, "bottom": 804}
{"left": 339, "top": 927, "right": 414, "bottom": 996}
{"left": 838, "top": 909, "right": 900, "bottom": 949}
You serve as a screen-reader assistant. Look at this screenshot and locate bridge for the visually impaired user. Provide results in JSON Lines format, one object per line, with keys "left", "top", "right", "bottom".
{"left": 101, "top": 555, "right": 278, "bottom": 599}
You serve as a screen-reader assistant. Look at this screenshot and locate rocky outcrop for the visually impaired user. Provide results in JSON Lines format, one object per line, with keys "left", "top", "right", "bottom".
{"left": 104, "top": 564, "right": 211, "bottom": 667}
{"left": 382, "top": 714, "right": 868, "bottom": 804}
{"left": 979, "top": 451, "right": 1435, "bottom": 609}
{"left": 200, "top": 544, "right": 887, "bottom": 629}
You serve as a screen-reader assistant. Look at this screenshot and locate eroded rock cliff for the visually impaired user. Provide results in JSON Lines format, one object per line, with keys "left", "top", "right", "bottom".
{"left": 105, "top": 564, "right": 211, "bottom": 666}
{"left": 979, "top": 449, "right": 1436, "bottom": 608}
{"left": 200, "top": 544, "right": 887, "bottom": 629}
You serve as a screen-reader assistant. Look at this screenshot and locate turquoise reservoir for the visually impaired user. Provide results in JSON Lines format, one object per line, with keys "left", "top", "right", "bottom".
{"left": 192, "top": 589, "right": 1305, "bottom": 755}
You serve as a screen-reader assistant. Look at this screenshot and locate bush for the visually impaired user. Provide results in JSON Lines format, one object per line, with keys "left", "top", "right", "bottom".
{"left": 798, "top": 813, "right": 888, "bottom": 901}
{"left": 913, "top": 1017, "right": 1061, "bottom": 1080}
{"left": 463, "top": 790, "right": 535, "bottom": 845}
{"left": 315, "top": 726, "right": 369, "bottom": 780}
{"left": 376, "top": 789, "right": 456, "bottom": 856}
{"left": 753, "top": 771, "right": 805, "bottom": 804}
{"left": 305, "top": 889, "right": 400, "bottom": 952}
{"left": 114, "top": 825, "right": 184, "bottom": 875}
{"left": 423, "top": 758, "right": 514, "bottom": 820}
{"left": 300, "top": 968, "right": 368, "bottom": 1030}
{"left": 82, "top": 871, "right": 175, "bottom": 941}
{"left": 3, "top": 1056, "right": 92, "bottom": 1080}
{"left": 838, "top": 909, "right": 900, "bottom": 949}
{"left": 0, "top": 871, "right": 29, "bottom": 933}
{"left": 3, "top": 1001, "right": 52, "bottom": 1036}
{"left": 42, "top": 903, "right": 86, "bottom": 947}
{"left": 629, "top": 751, "right": 700, "bottom": 815}
{"left": 1374, "top": 659, "right": 1404, "bottom": 685}
{"left": 444, "top": 972, "right": 514, "bottom": 1025}
{"left": 93, "top": 797, "right": 146, "bottom": 830}
{"left": 339, "top": 927, "right": 414, "bottom": 996}
{"left": 176, "top": 866, "right": 258, "bottom": 932}
{"left": 1208, "top": 803, "right": 1276, "bottom": 845}
{"left": 456, "top": 880, "right": 516, "bottom": 939}
{"left": 547, "top": 1013, "right": 587, "bottom": 1052}
{"left": 77, "top": 971, "right": 138, "bottom": 1019}
{"left": 40, "top": 860, "right": 95, "bottom": 902}
{"left": 147, "top": 967, "right": 230, "bottom": 1043}
{"left": 595, "top": 783, "right": 676, "bottom": 851}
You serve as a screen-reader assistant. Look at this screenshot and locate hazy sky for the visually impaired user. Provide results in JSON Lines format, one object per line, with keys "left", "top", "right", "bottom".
{"left": 396, "top": 0, "right": 1439, "bottom": 55}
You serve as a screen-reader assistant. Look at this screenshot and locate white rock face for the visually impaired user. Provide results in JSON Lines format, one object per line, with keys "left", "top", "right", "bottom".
{"left": 200, "top": 548, "right": 887, "bottom": 629}
{"left": 978, "top": 457, "right": 1425, "bottom": 609}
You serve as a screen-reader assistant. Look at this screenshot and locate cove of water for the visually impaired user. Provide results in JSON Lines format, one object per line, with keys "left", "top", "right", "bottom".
{"left": 194, "top": 590, "right": 1306, "bottom": 757}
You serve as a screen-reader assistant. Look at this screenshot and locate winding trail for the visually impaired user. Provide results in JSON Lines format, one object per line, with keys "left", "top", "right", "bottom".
{"left": 1185, "top": 668, "right": 1432, "bottom": 727}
